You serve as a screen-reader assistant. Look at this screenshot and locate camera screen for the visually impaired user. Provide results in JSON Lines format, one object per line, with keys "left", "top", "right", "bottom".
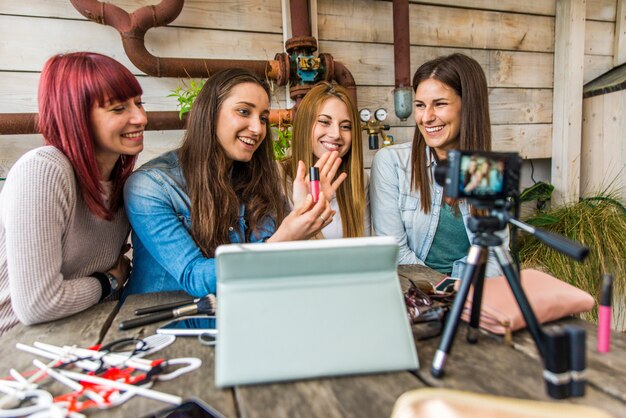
{"left": 458, "top": 154, "right": 506, "bottom": 197}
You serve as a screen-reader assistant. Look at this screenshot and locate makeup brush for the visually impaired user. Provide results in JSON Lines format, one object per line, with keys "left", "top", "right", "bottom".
{"left": 134, "top": 297, "right": 199, "bottom": 315}
{"left": 119, "top": 294, "right": 216, "bottom": 330}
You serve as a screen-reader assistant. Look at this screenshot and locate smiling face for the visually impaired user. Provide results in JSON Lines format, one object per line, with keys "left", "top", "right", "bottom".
{"left": 216, "top": 82, "right": 270, "bottom": 165}
{"left": 90, "top": 95, "right": 146, "bottom": 177}
{"left": 414, "top": 78, "right": 462, "bottom": 160}
{"left": 311, "top": 97, "right": 353, "bottom": 159}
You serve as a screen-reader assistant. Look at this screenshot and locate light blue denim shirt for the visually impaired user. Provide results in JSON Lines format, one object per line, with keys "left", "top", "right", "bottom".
{"left": 370, "top": 142, "right": 507, "bottom": 278}
{"left": 124, "top": 150, "right": 275, "bottom": 297}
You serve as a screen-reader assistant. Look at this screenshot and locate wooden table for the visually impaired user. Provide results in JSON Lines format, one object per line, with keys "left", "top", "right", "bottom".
{"left": 1, "top": 264, "right": 624, "bottom": 417}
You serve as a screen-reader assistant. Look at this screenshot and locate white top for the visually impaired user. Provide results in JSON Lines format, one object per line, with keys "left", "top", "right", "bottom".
{"left": 0, "top": 146, "right": 130, "bottom": 335}
{"left": 321, "top": 173, "right": 371, "bottom": 239}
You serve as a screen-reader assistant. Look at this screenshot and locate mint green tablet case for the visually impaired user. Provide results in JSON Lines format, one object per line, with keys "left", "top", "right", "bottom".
{"left": 214, "top": 236, "right": 418, "bottom": 387}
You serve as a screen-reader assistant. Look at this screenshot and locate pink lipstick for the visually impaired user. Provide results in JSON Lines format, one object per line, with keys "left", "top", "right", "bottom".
{"left": 597, "top": 274, "right": 612, "bottom": 353}
{"left": 310, "top": 167, "right": 320, "bottom": 203}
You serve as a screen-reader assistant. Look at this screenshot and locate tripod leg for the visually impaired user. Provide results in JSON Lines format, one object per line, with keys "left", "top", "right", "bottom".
{"left": 431, "top": 245, "right": 488, "bottom": 378}
{"left": 467, "top": 261, "right": 487, "bottom": 344}
{"left": 494, "top": 247, "right": 546, "bottom": 358}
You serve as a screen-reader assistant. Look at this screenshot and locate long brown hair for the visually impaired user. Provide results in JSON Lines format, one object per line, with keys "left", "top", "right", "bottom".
{"left": 281, "top": 82, "right": 366, "bottom": 237}
{"left": 38, "top": 52, "right": 141, "bottom": 220}
{"left": 410, "top": 53, "right": 492, "bottom": 213}
{"left": 179, "top": 68, "right": 285, "bottom": 257}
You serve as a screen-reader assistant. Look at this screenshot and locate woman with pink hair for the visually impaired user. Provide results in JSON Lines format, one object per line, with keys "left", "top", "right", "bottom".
{"left": 0, "top": 52, "right": 146, "bottom": 335}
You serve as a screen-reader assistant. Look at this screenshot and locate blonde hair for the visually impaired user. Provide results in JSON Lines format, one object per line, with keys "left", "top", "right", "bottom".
{"left": 281, "top": 82, "right": 366, "bottom": 237}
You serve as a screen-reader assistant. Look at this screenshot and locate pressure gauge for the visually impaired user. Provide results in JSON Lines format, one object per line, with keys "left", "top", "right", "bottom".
{"left": 359, "top": 108, "right": 372, "bottom": 123}
{"left": 374, "top": 108, "right": 388, "bottom": 121}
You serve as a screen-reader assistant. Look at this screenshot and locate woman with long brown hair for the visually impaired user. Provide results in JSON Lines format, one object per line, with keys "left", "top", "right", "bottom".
{"left": 125, "top": 68, "right": 334, "bottom": 296}
{"left": 281, "top": 82, "right": 369, "bottom": 238}
{"left": 370, "top": 53, "right": 507, "bottom": 278}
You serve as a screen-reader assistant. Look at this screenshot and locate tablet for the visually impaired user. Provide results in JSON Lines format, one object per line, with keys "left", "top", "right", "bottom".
{"left": 214, "top": 236, "right": 418, "bottom": 387}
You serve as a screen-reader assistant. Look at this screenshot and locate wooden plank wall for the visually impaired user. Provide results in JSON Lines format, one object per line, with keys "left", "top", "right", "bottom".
{"left": 581, "top": 91, "right": 626, "bottom": 200}
{"left": 0, "top": 0, "right": 286, "bottom": 182}
{"left": 318, "top": 0, "right": 617, "bottom": 167}
{"left": 0, "top": 0, "right": 620, "bottom": 191}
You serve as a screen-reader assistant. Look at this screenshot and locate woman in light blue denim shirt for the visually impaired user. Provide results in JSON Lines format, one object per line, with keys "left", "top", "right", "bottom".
{"left": 124, "top": 69, "right": 337, "bottom": 297}
{"left": 370, "top": 54, "right": 508, "bottom": 278}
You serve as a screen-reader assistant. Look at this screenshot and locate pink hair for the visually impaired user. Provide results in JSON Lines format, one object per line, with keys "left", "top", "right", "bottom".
{"left": 37, "top": 52, "right": 142, "bottom": 220}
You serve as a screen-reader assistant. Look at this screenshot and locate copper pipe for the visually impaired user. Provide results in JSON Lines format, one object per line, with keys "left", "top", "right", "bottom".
{"left": 1, "top": 110, "right": 292, "bottom": 135}
{"left": 0, "top": 1, "right": 359, "bottom": 135}
{"left": 70, "top": 0, "right": 281, "bottom": 80}
{"left": 145, "top": 111, "right": 185, "bottom": 131}
{"left": 70, "top": 0, "right": 181, "bottom": 34}
{"left": 0, "top": 112, "right": 184, "bottom": 135}
{"left": 122, "top": 39, "right": 269, "bottom": 78}
{"left": 333, "top": 61, "right": 358, "bottom": 105}
{"left": 392, "top": 0, "right": 412, "bottom": 121}
{"left": 392, "top": 0, "right": 410, "bottom": 88}
{"left": 290, "top": 0, "right": 311, "bottom": 38}
{"left": 0, "top": 113, "right": 38, "bottom": 135}
{"left": 269, "top": 108, "right": 294, "bottom": 126}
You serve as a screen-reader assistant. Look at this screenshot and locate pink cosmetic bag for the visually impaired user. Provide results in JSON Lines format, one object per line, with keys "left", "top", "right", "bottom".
{"left": 457, "top": 269, "right": 595, "bottom": 338}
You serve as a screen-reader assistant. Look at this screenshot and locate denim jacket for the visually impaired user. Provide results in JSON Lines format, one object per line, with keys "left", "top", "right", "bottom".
{"left": 370, "top": 143, "right": 507, "bottom": 278}
{"left": 123, "top": 150, "right": 275, "bottom": 297}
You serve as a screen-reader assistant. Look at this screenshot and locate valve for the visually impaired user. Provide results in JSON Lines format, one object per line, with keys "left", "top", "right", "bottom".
{"left": 360, "top": 108, "right": 393, "bottom": 150}
{"left": 296, "top": 55, "right": 321, "bottom": 82}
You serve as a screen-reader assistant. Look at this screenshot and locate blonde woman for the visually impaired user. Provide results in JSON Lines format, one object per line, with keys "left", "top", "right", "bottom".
{"left": 281, "top": 82, "right": 369, "bottom": 238}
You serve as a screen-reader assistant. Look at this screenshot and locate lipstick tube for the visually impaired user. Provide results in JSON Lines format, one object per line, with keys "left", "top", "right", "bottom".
{"left": 597, "top": 274, "right": 613, "bottom": 353}
{"left": 309, "top": 167, "right": 320, "bottom": 203}
{"left": 543, "top": 325, "right": 570, "bottom": 399}
{"left": 565, "top": 325, "right": 586, "bottom": 397}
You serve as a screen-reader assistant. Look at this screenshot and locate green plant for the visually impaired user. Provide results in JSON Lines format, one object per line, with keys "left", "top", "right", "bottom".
{"left": 518, "top": 191, "right": 626, "bottom": 325}
{"left": 168, "top": 80, "right": 291, "bottom": 160}
{"left": 272, "top": 125, "right": 292, "bottom": 160}
{"left": 168, "top": 79, "right": 205, "bottom": 119}
{"left": 519, "top": 181, "right": 554, "bottom": 211}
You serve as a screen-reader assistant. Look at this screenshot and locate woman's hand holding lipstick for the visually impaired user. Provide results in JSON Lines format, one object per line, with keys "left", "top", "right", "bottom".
{"left": 292, "top": 151, "right": 347, "bottom": 208}
{"left": 267, "top": 191, "right": 335, "bottom": 242}
{"left": 317, "top": 151, "right": 347, "bottom": 201}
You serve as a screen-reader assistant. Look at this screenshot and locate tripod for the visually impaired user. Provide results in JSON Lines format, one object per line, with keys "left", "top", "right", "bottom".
{"left": 430, "top": 214, "right": 547, "bottom": 378}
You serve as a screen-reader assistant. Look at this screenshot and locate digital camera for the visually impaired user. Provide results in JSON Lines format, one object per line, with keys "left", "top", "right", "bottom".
{"left": 437, "top": 150, "right": 521, "bottom": 202}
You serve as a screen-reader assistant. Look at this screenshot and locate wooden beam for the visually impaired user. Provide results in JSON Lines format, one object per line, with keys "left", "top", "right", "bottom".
{"left": 551, "top": 0, "right": 586, "bottom": 204}
{"left": 615, "top": 0, "right": 626, "bottom": 66}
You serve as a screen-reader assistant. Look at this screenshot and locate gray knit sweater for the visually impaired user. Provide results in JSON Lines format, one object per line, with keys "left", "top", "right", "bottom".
{"left": 0, "top": 146, "right": 130, "bottom": 335}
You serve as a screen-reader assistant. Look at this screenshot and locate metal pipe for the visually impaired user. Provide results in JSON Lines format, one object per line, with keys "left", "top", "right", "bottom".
{"left": 70, "top": 0, "right": 282, "bottom": 80}
{"left": 0, "top": 1, "right": 356, "bottom": 135}
{"left": 269, "top": 108, "right": 294, "bottom": 126}
{"left": 0, "top": 112, "right": 184, "bottom": 135}
{"left": 144, "top": 111, "right": 185, "bottom": 131}
{"left": 0, "top": 110, "right": 293, "bottom": 136}
{"left": 290, "top": 0, "right": 311, "bottom": 38}
{"left": 0, "top": 113, "right": 38, "bottom": 135}
{"left": 122, "top": 39, "right": 270, "bottom": 78}
{"left": 392, "top": 0, "right": 410, "bottom": 89}
{"left": 392, "top": 0, "right": 412, "bottom": 121}
{"left": 333, "top": 61, "right": 358, "bottom": 105}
